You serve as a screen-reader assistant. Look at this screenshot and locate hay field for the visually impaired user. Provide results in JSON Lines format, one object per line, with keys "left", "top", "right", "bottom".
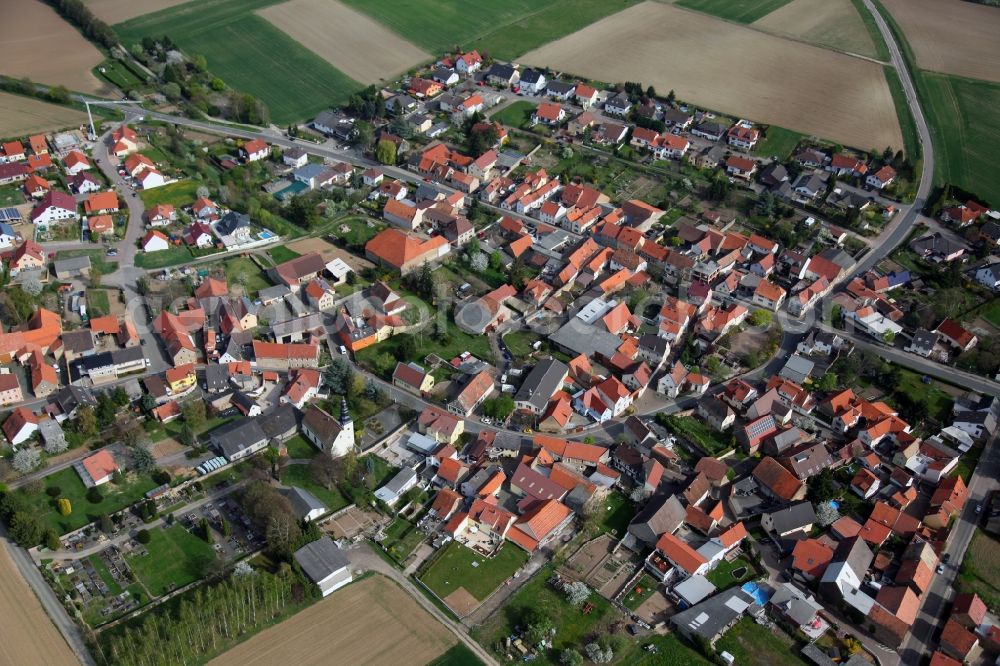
{"left": 753, "top": 0, "right": 878, "bottom": 59}
{"left": 258, "top": 0, "right": 430, "bottom": 84}
{"left": 675, "top": 0, "right": 792, "bottom": 23}
{"left": 0, "top": 545, "right": 77, "bottom": 666}
{"left": 83, "top": 0, "right": 192, "bottom": 24}
{"left": 0, "top": 92, "right": 87, "bottom": 137}
{"left": 209, "top": 575, "right": 455, "bottom": 666}
{"left": 0, "top": 0, "right": 105, "bottom": 94}
{"left": 523, "top": 1, "right": 902, "bottom": 151}
{"left": 882, "top": 0, "right": 1000, "bottom": 83}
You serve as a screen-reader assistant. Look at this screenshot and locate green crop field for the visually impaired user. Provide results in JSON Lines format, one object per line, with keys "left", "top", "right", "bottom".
{"left": 341, "top": 0, "right": 640, "bottom": 60}
{"left": 883, "top": 66, "right": 921, "bottom": 161}
{"left": 917, "top": 72, "right": 1000, "bottom": 205}
{"left": 675, "top": 0, "right": 793, "bottom": 24}
{"left": 115, "top": 0, "right": 360, "bottom": 124}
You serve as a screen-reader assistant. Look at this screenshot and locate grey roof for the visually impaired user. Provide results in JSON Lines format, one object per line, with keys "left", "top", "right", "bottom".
{"left": 765, "top": 501, "right": 816, "bottom": 535}
{"left": 211, "top": 418, "right": 267, "bottom": 459}
{"left": 204, "top": 364, "right": 229, "bottom": 392}
{"left": 671, "top": 587, "right": 757, "bottom": 642}
{"left": 294, "top": 163, "right": 327, "bottom": 181}
{"left": 673, "top": 574, "right": 717, "bottom": 606}
{"left": 827, "top": 537, "right": 873, "bottom": 581}
{"left": 284, "top": 486, "right": 327, "bottom": 520}
{"left": 514, "top": 358, "right": 568, "bottom": 412}
{"left": 294, "top": 536, "right": 349, "bottom": 583}
{"left": 770, "top": 582, "right": 822, "bottom": 625}
{"left": 216, "top": 211, "right": 250, "bottom": 235}
{"left": 258, "top": 284, "right": 291, "bottom": 303}
{"left": 792, "top": 172, "right": 826, "bottom": 195}
{"left": 545, "top": 81, "right": 575, "bottom": 95}
{"left": 38, "top": 419, "right": 66, "bottom": 447}
{"left": 780, "top": 354, "right": 814, "bottom": 384}
{"left": 52, "top": 385, "right": 96, "bottom": 414}
{"left": 381, "top": 467, "right": 417, "bottom": 495}
{"left": 759, "top": 162, "right": 788, "bottom": 186}
{"left": 61, "top": 329, "right": 95, "bottom": 354}
{"left": 54, "top": 256, "right": 91, "bottom": 273}
{"left": 302, "top": 404, "right": 343, "bottom": 449}
{"left": 486, "top": 63, "right": 516, "bottom": 80}
{"left": 909, "top": 328, "right": 939, "bottom": 352}
{"left": 520, "top": 68, "right": 544, "bottom": 84}
{"left": 550, "top": 318, "right": 623, "bottom": 360}
{"left": 693, "top": 121, "right": 726, "bottom": 137}
{"left": 259, "top": 403, "right": 299, "bottom": 440}
{"left": 628, "top": 493, "right": 685, "bottom": 547}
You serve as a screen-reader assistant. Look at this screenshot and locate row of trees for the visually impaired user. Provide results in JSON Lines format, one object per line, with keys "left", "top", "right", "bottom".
{"left": 44, "top": 0, "right": 117, "bottom": 50}
{"left": 96, "top": 567, "right": 312, "bottom": 666}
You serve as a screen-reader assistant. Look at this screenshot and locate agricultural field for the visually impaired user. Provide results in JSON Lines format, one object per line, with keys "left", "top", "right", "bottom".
{"left": 115, "top": 0, "right": 361, "bottom": 124}
{"left": 83, "top": 0, "right": 193, "bottom": 24}
{"left": 0, "top": 546, "right": 78, "bottom": 666}
{"left": 522, "top": 1, "right": 903, "bottom": 152}
{"left": 917, "top": 72, "right": 1000, "bottom": 205}
{"left": 0, "top": 0, "right": 105, "bottom": 94}
{"left": 882, "top": 0, "right": 1000, "bottom": 83}
{"left": 0, "top": 93, "right": 88, "bottom": 138}
{"left": 676, "top": 0, "right": 792, "bottom": 23}
{"left": 257, "top": 0, "right": 430, "bottom": 84}
{"left": 753, "top": 0, "right": 879, "bottom": 59}
{"left": 341, "top": 0, "right": 643, "bottom": 60}
{"left": 209, "top": 575, "right": 456, "bottom": 666}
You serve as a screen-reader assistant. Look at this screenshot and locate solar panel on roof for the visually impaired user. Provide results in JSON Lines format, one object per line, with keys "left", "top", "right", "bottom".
{"left": 0, "top": 208, "right": 21, "bottom": 221}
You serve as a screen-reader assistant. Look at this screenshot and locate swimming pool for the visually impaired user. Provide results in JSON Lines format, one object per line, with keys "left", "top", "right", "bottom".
{"left": 741, "top": 581, "right": 771, "bottom": 606}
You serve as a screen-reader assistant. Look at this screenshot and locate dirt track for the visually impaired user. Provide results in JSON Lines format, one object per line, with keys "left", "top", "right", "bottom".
{"left": 0, "top": 92, "right": 88, "bottom": 137}
{"left": 0, "top": 0, "right": 106, "bottom": 94}
{"left": 522, "top": 1, "right": 903, "bottom": 151}
{"left": 882, "top": 0, "right": 1000, "bottom": 83}
{"left": 209, "top": 574, "right": 454, "bottom": 666}
{"left": 753, "top": 0, "right": 878, "bottom": 59}
{"left": 0, "top": 546, "right": 77, "bottom": 666}
{"left": 257, "top": 0, "right": 430, "bottom": 84}
{"left": 83, "top": 0, "right": 191, "bottom": 24}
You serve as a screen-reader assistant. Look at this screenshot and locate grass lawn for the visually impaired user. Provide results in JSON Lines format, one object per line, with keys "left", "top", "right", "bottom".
{"left": 893, "top": 368, "right": 954, "bottom": 423}
{"left": 594, "top": 491, "right": 634, "bottom": 537}
{"left": 633, "top": 634, "right": 713, "bottom": 666}
{"left": 268, "top": 245, "right": 300, "bottom": 264}
{"left": 883, "top": 66, "right": 921, "bottom": 162}
{"left": 676, "top": 0, "right": 792, "bottom": 23}
{"left": 56, "top": 249, "right": 118, "bottom": 274}
{"left": 0, "top": 185, "right": 25, "bottom": 207}
{"left": 706, "top": 556, "right": 755, "bottom": 590}
{"left": 21, "top": 467, "right": 159, "bottom": 535}
{"left": 916, "top": 72, "right": 1000, "bottom": 205}
{"left": 753, "top": 126, "right": 805, "bottom": 160}
{"left": 977, "top": 298, "right": 1000, "bottom": 328}
{"left": 958, "top": 530, "right": 1000, "bottom": 613}
{"left": 715, "top": 617, "right": 808, "bottom": 666}
{"left": 279, "top": 464, "right": 348, "bottom": 513}
{"left": 421, "top": 541, "right": 528, "bottom": 602}
{"left": 326, "top": 215, "right": 383, "bottom": 249}
{"left": 224, "top": 257, "right": 272, "bottom": 297}
{"left": 144, "top": 412, "right": 237, "bottom": 444}
{"left": 491, "top": 101, "right": 537, "bottom": 129}
{"left": 661, "top": 415, "right": 734, "bottom": 455}
{"left": 622, "top": 573, "right": 659, "bottom": 611}
{"left": 502, "top": 330, "right": 543, "bottom": 360}
{"left": 471, "top": 564, "right": 616, "bottom": 665}
{"left": 356, "top": 316, "right": 494, "bottom": 378}
{"left": 139, "top": 180, "right": 200, "bottom": 208}
{"left": 954, "top": 445, "right": 982, "bottom": 484}
{"left": 94, "top": 58, "right": 144, "bottom": 91}
{"left": 115, "top": 0, "right": 361, "bottom": 124}
{"left": 126, "top": 524, "right": 215, "bottom": 597}
{"left": 86, "top": 289, "right": 110, "bottom": 317}
{"left": 342, "top": 0, "right": 642, "bottom": 60}
{"left": 282, "top": 434, "right": 318, "bottom": 460}
{"left": 135, "top": 246, "right": 224, "bottom": 270}
{"left": 381, "top": 517, "right": 426, "bottom": 562}
{"left": 428, "top": 644, "right": 485, "bottom": 666}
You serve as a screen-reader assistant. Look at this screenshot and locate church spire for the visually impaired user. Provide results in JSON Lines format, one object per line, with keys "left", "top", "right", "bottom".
{"left": 340, "top": 398, "right": 351, "bottom": 425}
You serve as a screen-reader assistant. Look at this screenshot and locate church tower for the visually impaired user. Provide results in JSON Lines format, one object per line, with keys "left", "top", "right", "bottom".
{"left": 332, "top": 397, "right": 354, "bottom": 457}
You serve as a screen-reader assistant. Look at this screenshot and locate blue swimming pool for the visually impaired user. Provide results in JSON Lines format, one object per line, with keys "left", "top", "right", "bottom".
{"left": 741, "top": 581, "right": 771, "bottom": 606}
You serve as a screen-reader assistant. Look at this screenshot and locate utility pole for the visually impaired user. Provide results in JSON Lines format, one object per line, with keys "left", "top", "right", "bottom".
{"left": 81, "top": 99, "right": 143, "bottom": 140}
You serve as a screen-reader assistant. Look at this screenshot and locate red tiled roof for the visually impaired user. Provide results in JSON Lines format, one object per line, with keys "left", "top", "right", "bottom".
{"left": 654, "top": 532, "right": 707, "bottom": 575}
{"left": 752, "top": 456, "right": 802, "bottom": 501}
